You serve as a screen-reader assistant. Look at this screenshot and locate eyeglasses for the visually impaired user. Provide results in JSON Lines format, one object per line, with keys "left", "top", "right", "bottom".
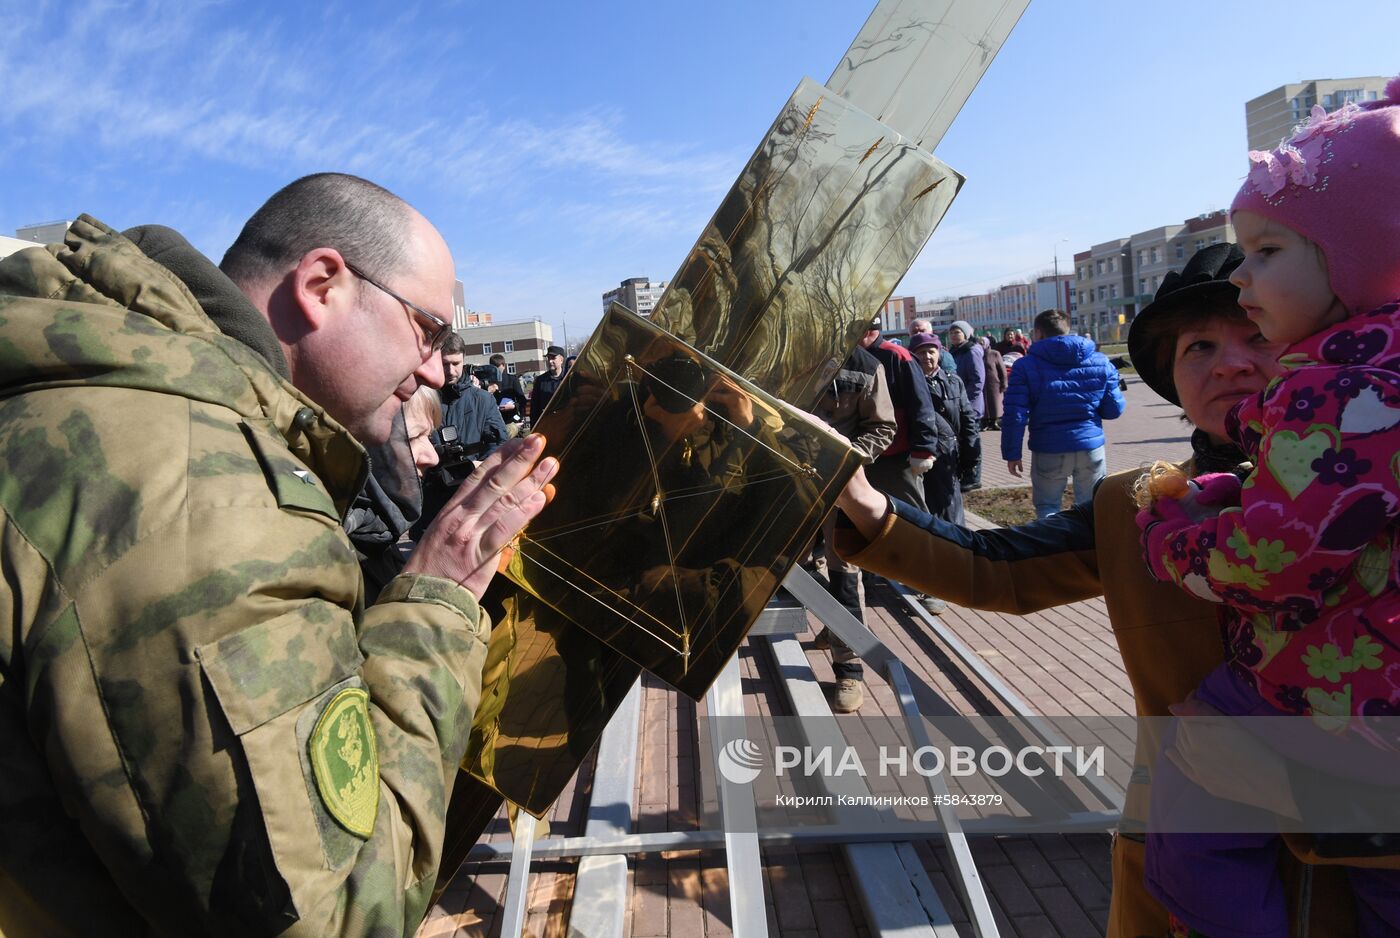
{"left": 345, "top": 262, "right": 452, "bottom": 355}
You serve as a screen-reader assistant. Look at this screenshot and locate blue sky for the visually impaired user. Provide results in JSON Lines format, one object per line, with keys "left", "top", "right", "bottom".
{"left": 2, "top": 0, "right": 1395, "bottom": 345}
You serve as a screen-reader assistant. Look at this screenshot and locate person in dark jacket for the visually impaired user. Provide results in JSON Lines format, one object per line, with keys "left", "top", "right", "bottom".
{"left": 441, "top": 365, "right": 507, "bottom": 459}
{"left": 993, "top": 326, "right": 1020, "bottom": 357}
{"left": 910, "top": 316, "right": 957, "bottom": 373}
{"left": 489, "top": 353, "right": 528, "bottom": 436}
{"left": 529, "top": 344, "right": 567, "bottom": 424}
{"left": 907, "top": 333, "right": 976, "bottom": 525}
{"left": 947, "top": 319, "right": 985, "bottom": 489}
{"left": 1002, "top": 308, "right": 1125, "bottom": 518}
{"left": 858, "top": 319, "right": 939, "bottom": 512}
{"left": 811, "top": 344, "right": 896, "bottom": 712}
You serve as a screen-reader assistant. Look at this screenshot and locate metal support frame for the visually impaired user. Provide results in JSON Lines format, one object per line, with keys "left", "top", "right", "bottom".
{"left": 477, "top": 566, "right": 1122, "bottom": 938}
{"left": 463, "top": 812, "right": 1118, "bottom": 863}
{"left": 765, "top": 633, "right": 961, "bottom": 938}
{"left": 498, "top": 810, "right": 538, "bottom": 938}
{"left": 705, "top": 657, "right": 770, "bottom": 938}
{"left": 891, "top": 585, "right": 1125, "bottom": 812}
{"left": 782, "top": 568, "right": 1095, "bottom": 817}
{"left": 568, "top": 680, "right": 643, "bottom": 938}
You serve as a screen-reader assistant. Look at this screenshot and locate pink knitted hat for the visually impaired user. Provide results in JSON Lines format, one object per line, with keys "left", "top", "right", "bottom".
{"left": 1231, "top": 75, "right": 1400, "bottom": 315}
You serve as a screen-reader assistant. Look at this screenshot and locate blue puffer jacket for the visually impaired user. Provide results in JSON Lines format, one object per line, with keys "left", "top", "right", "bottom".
{"left": 1000, "top": 334, "right": 1124, "bottom": 460}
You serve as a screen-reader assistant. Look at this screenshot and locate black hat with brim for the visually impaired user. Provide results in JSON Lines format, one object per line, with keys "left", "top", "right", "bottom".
{"left": 1127, "top": 242, "right": 1244, "bottom": 406}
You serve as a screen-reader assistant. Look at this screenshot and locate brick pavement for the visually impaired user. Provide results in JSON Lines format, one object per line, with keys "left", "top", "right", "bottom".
{"left": 427, "top": 569, "right": 1133, "bottom": 938}
{"left": 980, "top": 373, "right": 1191, "bottom": 489}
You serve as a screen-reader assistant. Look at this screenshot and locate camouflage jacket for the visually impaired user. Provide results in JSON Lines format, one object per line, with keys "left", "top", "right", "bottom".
{"left": 0, "top": 217, "right": 488, "bottom": 936}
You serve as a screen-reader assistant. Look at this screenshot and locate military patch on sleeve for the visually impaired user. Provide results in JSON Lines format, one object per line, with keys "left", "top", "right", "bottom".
{"left": 308, "top": 687, "right": 380, "bottom": 839}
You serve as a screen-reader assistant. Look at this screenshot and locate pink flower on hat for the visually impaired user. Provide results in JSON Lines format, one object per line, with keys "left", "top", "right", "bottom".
{"left": 1246, "top": 107, "right": 1340, "bottom": 196}
{"left": 1281, "top": 136, "right": 1324, "bottom": 187}
{"left": 1246, "top": 149, "right": 1288, "bottom": 196}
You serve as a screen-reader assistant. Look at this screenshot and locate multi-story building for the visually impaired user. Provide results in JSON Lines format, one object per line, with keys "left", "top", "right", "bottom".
{"left": 914, "top": 299, "right": 956, "bottom": 333}
{"left": 949, "top": 274, "right": 1073, "bottom": 335}
{"left": 601, "top": 277, "right": 669, "bottom": 318}
{"left": 1245, "top": 77, "right": 1390, "bottom": 150}
{"left": 455, "top": 319, "right": 555, "bottom": 376}
{"left": 3, "top": 220, "right": 73, "bottom": 260}
{"left": 450, "top": 281, "right": 492, "bottom": 329}
{"left": 1072, "top": 239, "right": 1131, "bottom": 339}
{"left": 1066, "top": 212, "right": 1235, "bottom": 343}
{"left": 1127, "top": 211, "right": 1234, "bottom": 315}
{"left": 880, "top": 295, "right": 917, "bottom": 335}
{"left": 1039, "top": 274, "right": 1076, "bottom": 323}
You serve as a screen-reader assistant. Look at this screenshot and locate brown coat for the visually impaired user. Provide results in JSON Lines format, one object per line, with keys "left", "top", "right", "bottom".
{"left": 982, "top": 346, "right": 1007, "bottom": 424}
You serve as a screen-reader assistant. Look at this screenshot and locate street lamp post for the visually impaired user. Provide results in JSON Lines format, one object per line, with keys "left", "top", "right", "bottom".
{"left": 1052, "top": 238, "right": 1069, "bottom": 327}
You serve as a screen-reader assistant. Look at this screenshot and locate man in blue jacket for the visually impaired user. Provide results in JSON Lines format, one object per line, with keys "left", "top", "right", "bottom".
{"left": 1002, "top": 308, "right": 1125, "bottom": 519}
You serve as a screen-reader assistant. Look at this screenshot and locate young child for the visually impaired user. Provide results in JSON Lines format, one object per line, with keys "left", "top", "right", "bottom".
{"left": 1138, "top": 76, "right": 1400, "bottom": 937}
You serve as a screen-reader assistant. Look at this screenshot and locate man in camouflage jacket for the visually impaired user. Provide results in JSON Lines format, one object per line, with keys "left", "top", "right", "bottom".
{"left": 0, "top": 175, "right": 556, "bottom": 935}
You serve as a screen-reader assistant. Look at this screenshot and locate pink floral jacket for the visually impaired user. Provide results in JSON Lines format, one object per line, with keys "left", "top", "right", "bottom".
{"left": 1142, "top": 299, "right": 1400, "bottom": 744}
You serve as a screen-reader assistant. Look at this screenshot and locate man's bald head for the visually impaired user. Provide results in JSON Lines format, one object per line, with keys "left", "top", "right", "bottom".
{"left": 220, "top": 172, "right": 453, "bottom": 444}
{"left": 220, "top": 173, "right": 414, "bottom": 289}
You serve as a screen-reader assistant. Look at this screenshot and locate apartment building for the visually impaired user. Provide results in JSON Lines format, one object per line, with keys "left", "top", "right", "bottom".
{"left": 914, "top": 299, "right": 956, "bottom": 333}
{"left": 1129, "top": 211, "right": 1233, "bottom": 311}
{"left": 1246, "top": 76, "right": 1390, "bottom": 150}
{"left": 450, "top": 281, "right": 492, "bottom": 329}
{"left": 601, "top": 277, "right": 669, "bottom": 318}
{"left": 880, "top": 295, "right": 917, "bottom": 334}
{"left": 1072, "top": 239, "right": 1132, "bottom": 339}
{"left": 455, "top": 319, "right": 555, "bottom": 376}
{"left": 952, "top": 274, "right": 1074, "bottom": 335}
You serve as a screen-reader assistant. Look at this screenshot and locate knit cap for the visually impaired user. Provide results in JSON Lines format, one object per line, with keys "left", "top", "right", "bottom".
{"left": 1230, "top": 75, "right": 1400, "bottom": 316}
{"left": 949, "top": 320, "right": 974, "bottom": 337}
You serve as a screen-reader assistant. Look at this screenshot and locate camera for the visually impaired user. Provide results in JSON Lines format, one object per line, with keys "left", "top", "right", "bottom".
{"left": 412, "top": 426, "right": 491, "bottom": 539}
{"left": 429, "top": 425, "right": 488, "bottom": 489}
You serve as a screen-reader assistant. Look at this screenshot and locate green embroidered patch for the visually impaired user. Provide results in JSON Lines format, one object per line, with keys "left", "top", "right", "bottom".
{"left": 309, "top": 687, "right": 379, "bottom": 839}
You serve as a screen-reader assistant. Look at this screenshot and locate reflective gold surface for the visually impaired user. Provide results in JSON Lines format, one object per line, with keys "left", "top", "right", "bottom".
{"left": 827, "top": 0, "right": 1029, "bottom": 149}
{"left": 649, "top": 77, "right": 961, "bottom": 410}
{"left": 457, "top": 4, "right": 1017, "bottom": 821}
{"left": 463, "top": 578, "right": 640, "bottom": 816}
{"left": 509, "top": 306, "right": 860, "bottom": 698}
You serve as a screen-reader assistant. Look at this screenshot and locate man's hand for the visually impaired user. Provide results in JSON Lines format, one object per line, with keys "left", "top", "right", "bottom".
{"left": 908, "top": 455, "right": 935, "bottom": 476}
{"left": 706, "top": 377, "right": 755, "bottom": 428}
{"left": 1006, "top": 459, "right": 1022, "bottom": 478}
{"left": 834, "top": 465, "right": 890, "bottom": 543}
{"left": 405, "top": 434, "right": 559, "bottom": 599}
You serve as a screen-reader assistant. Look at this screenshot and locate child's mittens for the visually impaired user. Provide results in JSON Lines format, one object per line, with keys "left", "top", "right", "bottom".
{"left": 1192, "top": 472, "right": 1242, "bottom": 509}
{"left": 1137, "top": 493, "right": 1193, "bottom": 583}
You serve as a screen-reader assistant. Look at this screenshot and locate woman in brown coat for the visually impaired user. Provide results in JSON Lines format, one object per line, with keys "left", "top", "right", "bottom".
{"left": 832, "top": 244, "right": 1370, "bottom": 938}
{"left": 978, "top": 335, "right": 1006, "bottom": 430}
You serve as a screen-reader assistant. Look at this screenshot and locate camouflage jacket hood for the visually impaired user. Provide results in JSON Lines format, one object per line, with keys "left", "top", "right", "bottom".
{"left": 0, "top": 215, "right": 489, "bottom": 935}
{"left": 0, "top": 214, "right": 367, "bottom": 513}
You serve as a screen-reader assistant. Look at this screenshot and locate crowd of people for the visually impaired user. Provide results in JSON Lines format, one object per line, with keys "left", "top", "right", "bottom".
{"left": 1, "top": 73, "right": 1397, "bottom": 938}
